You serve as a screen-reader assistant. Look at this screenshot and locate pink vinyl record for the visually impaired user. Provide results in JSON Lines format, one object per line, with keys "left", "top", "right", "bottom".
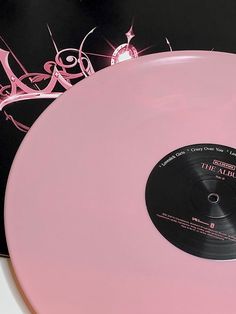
{"left": 4, "top": 51, "right": 236, "bottom": 313}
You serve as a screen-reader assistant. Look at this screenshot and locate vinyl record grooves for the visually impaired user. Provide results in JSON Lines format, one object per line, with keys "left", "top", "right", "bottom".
{"left": 5, "top": 51, "right": 236, "bottom": 314}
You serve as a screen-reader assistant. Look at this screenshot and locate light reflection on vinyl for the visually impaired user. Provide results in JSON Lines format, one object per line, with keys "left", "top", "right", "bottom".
{"left": 5, "top": 51, "right": 236, "bottom": 314}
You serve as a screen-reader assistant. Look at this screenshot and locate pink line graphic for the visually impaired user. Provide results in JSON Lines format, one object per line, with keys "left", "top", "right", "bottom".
{"left": 0, "top": 24, "right": 169, "bottom": 132}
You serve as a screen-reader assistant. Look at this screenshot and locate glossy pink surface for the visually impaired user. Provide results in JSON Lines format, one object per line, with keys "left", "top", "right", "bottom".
{"left": 5, "top": 51, "right": 236, "bottom": 313}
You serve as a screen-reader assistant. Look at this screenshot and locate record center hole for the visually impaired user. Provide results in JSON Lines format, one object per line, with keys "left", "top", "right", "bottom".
{"left": 208, "top": 193, "right": 220, "bottom": 204}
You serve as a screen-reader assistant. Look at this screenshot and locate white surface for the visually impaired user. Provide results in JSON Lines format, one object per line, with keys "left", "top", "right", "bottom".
{"left": 0, "top": 257, "right": 31, "bottom": 313}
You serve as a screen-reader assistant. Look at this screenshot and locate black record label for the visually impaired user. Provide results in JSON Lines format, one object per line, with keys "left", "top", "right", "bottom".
{"left": 145, "top": 143, "right": 236, "bottom": 260}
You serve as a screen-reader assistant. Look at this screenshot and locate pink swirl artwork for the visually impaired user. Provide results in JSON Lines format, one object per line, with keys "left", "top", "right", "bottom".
{"left": 0, "top": 24, "right": 162, "bottom": 132}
